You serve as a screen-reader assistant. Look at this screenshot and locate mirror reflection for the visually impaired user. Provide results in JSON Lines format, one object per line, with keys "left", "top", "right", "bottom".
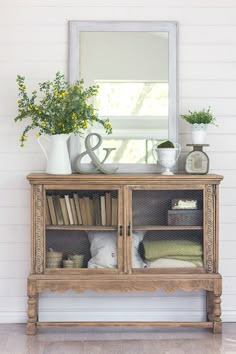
{"left": 79, "top": 31, "right": 169, "bottom": 164}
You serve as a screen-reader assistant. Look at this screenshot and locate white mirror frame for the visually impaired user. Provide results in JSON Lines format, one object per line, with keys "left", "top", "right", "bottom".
{"left": 69, "top": 21, "right": 178, "bottom": 173}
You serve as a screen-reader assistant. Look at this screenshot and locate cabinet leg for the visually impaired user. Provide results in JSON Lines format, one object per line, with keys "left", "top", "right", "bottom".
{"left": 27, "top": 280, "right": 38, "bottom": 335}
{"left": 206, "top": 290, "right": 214, "bottom": 321}
{"left": 213, "top": 294, "right": 222, "bottom": 333}
{"left": 213, "top": 280, "right": 222, "bottom": 334}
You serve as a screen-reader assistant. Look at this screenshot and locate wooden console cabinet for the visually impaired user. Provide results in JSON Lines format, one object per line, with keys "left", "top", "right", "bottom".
{"left": 27, "top": 173, "right": 223, "bottom": 334}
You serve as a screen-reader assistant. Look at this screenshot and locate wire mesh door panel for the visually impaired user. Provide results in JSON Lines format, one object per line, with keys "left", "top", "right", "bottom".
{"left": 45, "top": 188, "right": 121, "bottom": 272}
{"left": 129, "top": 188, "right": 204, "bottom": 272}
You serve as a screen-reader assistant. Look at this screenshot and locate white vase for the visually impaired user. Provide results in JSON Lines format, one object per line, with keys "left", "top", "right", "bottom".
{"left": 191, "top": 124, "right": 207, "bottom": 144}
{"left": 38, "top": 134, "right": 72, "bottom": 174}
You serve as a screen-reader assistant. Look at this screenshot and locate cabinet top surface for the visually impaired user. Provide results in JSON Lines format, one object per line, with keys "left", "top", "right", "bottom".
{"left": 27, "top": 173, "right": 223, "bottom": 185}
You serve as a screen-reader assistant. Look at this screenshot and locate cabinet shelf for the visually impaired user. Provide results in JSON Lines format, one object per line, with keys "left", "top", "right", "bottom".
{"left": 46, "top": 225, "right": 117, "bottom": 231}
{"left": 133, "top": 225, "right": 203, "bottom": 231}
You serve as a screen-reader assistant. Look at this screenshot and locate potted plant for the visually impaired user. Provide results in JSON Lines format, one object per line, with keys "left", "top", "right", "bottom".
{"left": 181, "top": 107, "right": 217, "bottom": 144}
{"left": 152, "top": 140, "right": 181, "bottom": 175}
{"left": 15, "top": 72, "right": 112, "bottom": 174}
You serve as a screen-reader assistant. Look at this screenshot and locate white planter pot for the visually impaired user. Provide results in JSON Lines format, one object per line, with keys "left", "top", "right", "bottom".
{"left": 38, "top": 134, "right": 72, "bottom": 174}
{"left": 152, "top": 143, "right": 181, "bottom": 175}
{"left": 191, "top": 124, "right": 207, "bottom": 144}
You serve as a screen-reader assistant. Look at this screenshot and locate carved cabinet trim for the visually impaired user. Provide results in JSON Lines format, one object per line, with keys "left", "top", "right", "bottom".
{"left": 205, "top": 184, "right": 215, "bottom": 273}
{"left": 33, "top": 184, "right": 44, "bottom": 274}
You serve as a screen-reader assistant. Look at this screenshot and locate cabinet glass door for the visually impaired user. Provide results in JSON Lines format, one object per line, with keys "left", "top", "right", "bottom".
{"left": 45, "top": 186, "right": 122, "bottom": 273}
{"left": 128, "top": 187, "right": 204, "bottom": 273}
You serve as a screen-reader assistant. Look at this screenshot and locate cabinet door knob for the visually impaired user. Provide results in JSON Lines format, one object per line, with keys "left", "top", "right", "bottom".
{"left": 127, "top": 223, "right": 131, "bottom": 236}
{"left": 119, "top": 225, "right": 123, "bottom": 236}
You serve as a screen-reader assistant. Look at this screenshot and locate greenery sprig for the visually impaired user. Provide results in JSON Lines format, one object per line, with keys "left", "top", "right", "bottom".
{"left": 157, "top": 140, "right": 175, "bottom": 148}
{"left": 15, "top": 72, "right": 112, "bottom": 146}
{"left": 181, "top": 107, "right": 217, "bottom": 126}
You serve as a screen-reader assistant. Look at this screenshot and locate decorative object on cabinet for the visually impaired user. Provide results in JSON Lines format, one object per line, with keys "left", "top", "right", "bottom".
{"left": 181, "top": 107, "right": 217, "bottom": 144}
{"left": 27, "top": 173, "right": 223, "bottom": 334}
{"left": 14, "top": 72, "right": 112, "bottom": 174}
{"left": 69, "top": 254, "right": 84, "bottom": 268}
{"left": 38, "top": 133, "right": 72, "bottom": 174}
{"left": 46, "top": 249, "right": 63, "bottom": 268}
{"left": 152, "top": 140, "right": 181, "bottom": 175}
{"left": 185, "top": 144, "right": 210, "bottom": 175}
{"left": 63, "top": 259, "right": 74, "bottom": 268}
{"left": 168, "top": 209, "right": 203, "bottom": 226}
{"left": 171, "top": 198, "right": 198, "bottom": 209}
{"left": 75, "top": 133, "right": 118, "bottom": 174}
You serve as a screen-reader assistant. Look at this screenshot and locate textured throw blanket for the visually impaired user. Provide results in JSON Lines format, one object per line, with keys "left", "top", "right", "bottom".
{"left": 143, "top": 239, "right": 203, "bottom": 261}
{"left": 146, "top": 258, "right": 203, "bottom": 268}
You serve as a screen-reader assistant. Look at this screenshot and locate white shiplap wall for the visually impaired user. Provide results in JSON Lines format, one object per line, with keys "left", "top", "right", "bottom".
{"left": 0, "top": 0, "right": 236, "bottom": 323}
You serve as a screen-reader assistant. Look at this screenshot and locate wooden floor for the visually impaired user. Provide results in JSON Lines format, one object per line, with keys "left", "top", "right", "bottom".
{"left": 1, "top": 323, "right": 236, "bottom": 354}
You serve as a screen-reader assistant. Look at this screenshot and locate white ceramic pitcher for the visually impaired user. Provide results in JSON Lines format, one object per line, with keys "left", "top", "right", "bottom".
{"left": 38, "top": 134, "right": 72, "bottom": 174}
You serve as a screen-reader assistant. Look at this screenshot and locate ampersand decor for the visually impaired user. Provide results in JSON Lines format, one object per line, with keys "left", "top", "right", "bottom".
{"left": 75, "top": 133, "right": 118, "bottom": 174}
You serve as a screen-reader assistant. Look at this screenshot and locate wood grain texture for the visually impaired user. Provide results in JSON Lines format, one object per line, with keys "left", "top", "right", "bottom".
{"left": 37, "top": 321, "right": 213, "bottom": 328}
{"left": 27, "top": 173, "right": 222, "bottom": 333}
{"left": 27, "top": 173, "right": 223, "bottom": 185}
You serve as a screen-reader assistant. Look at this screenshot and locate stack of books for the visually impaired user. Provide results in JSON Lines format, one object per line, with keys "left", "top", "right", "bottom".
{"left": 46, "top": 192, "right": 118, "bottom": 226}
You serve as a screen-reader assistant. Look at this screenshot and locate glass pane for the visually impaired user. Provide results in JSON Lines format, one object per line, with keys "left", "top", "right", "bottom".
{"left": 131, "top": 190, "right": 204, "bottom": 269}
{"left": 46, "top": 229, "right": 118, "bottom": 270}
{"left": 132, "top": 190, "right": 203, "bottom": 226}
{"left": 46, "top": 190, "right": 118, "bottom": 227}
{"left": 45, "top": 189, "right": 118, "bottom": 270}
{"left": 140, "top": 230, "right": 203, "bottom": 269}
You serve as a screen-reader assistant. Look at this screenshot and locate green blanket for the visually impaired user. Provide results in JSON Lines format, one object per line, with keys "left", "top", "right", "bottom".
{"left": 143, "top": 239, "right": 203, "bottom": 261}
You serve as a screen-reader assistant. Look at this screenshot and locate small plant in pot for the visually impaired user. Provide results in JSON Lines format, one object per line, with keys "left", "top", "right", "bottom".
{"left": 152, "top": 140, "right": 181, "bottom": 175}
{"left": 181, "top": 107, "right": 217, "bottom": 144}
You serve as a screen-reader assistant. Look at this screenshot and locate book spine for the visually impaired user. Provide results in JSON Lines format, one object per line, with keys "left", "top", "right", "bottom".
{"left": 93, "top": 194, "right": 101, "bottom": 225}
{"left": 73, "top": 193, "right": 83, "bottom": 225}
{"left": 84, "top": 197, "right": 92, "bottom": 225}
{"left": 53, "top": 195, "right": 64, "bottom": 225}
{"left": 64, "top": 195, "right": 74, "bottom": 225}
{"left": 79, "top": 197, "right": 88, "bottom": 225}
{"left": 111, "top": 197, "right": 118, "bottom": 226}
{"left": 45, "top": 197, "right": 52, "bottom": 225}
{"left": 89, "top": 198, "right": 95, "bottom": 225}
{"left": 105, "top": 192, "right": 111, "bottom": 225}
{"left": 70, "top": 197, "right": 78, "bottom": 225}
{"left": 59, "top": 197, "right": 69, "bottom": 225}
{"left": 47, "top": 195, "right": 57, "bottom": 225}
{"left": 100, "top": 195, "right": 106, "bottom": 226}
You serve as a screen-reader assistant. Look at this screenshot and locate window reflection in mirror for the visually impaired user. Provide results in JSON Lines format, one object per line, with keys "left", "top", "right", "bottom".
{"left": 79, "top": 31, "right": 169, "bottom": 164}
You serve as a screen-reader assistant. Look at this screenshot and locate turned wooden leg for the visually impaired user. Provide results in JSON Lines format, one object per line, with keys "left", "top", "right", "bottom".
{"left": 27, "top": 279, "right": 38, "bottom": 335}
{"left": 213, "top": 279, "right": 222, "bottom": 334}
{"left": 206, "top": 290, "right": 214, "bottom": 321}
{"left": 213, "top": 294, "right": 222, "bottom": 333}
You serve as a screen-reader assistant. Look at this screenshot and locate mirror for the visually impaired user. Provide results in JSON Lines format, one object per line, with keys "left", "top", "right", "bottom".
{"left": 69, "top": 21, "right": 178, "bottom": 172}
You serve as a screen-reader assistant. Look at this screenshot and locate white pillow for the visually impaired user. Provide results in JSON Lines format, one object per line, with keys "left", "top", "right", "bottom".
{"left": 132, "top": 231, "right": 146, "bottom": 268}
{"left": 87, "top": 231, "right": 117, "bottom": 268}
{"left": 87, "top": 230, "right": 146, "bottom": 269}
